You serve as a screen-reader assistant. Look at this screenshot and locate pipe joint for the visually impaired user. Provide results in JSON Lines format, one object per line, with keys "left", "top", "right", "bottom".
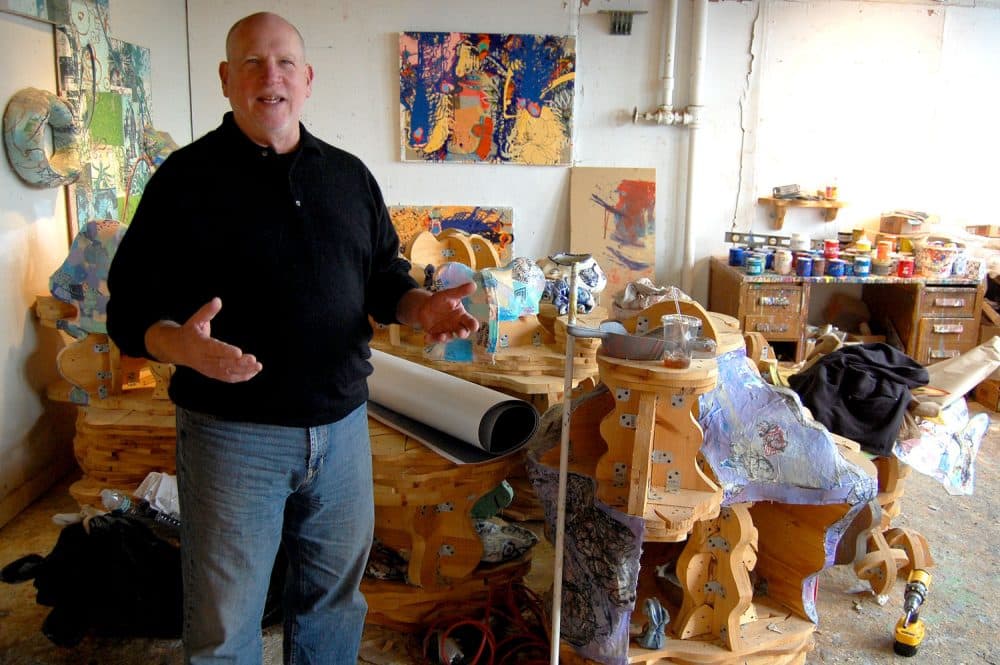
{"left": 632, "top": 106, "right": 690, "bottom": 126}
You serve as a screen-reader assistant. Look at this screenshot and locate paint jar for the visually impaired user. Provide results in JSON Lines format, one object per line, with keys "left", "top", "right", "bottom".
{"left": 661, "top": 314, "right": 693, "bottom": 369}
{"left": 795, "top": 256, "right": 813, "bottom": 277}
{"left": 872, "top": 259, "right": 893, "bottom": 276}
{"left": 745, "top": 255, "right": 764, "bottom": 275}
{"left": 876, "top": 240, "right": 893, "bottom": 262}
{"left": 826, "top": 258, "right": 846, "bottom": 277}
{"left": 811, "top": 257, "right": 826, "bottom": 277}
{"left": 791, "top": 233, "right": 810, "bottom": 252}
{"left": 774, "top": 249, "right": 793, "bottom": 275}
{"left": 897, "top": 255, "right": 915, "bottom": 278}
{"left": 764, "top": 251, "right": 775, "bottom": 271}
{"left": 729, "top": 246, "right": 746, "bottom": 267}
{"left": 854, "top": 254, "right": 871, "bottom": 277}
{"left": 824, "top": 239, "right": 840, "bottom": 260}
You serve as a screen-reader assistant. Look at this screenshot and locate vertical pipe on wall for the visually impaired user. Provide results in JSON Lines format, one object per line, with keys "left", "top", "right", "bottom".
{"left": 662, "top": 0, "right": 678, "bottom": 110}
{"left": 681, "top": 0, "right": 708, "bottom": 294}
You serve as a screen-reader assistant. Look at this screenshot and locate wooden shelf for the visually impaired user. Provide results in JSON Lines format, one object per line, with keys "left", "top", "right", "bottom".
{"left": 758, "top": 196, "right": 845, "bottom": 229}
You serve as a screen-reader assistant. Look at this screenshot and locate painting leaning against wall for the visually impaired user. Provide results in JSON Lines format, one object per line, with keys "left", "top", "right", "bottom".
{"left": 399, "top": 31, "right": 575, "bottom": 166}
{"left": 570, "top": 167, "right": 657, "bottom": 304}
{"left": 390, "top": 205, "right": 515, "bottom": 265}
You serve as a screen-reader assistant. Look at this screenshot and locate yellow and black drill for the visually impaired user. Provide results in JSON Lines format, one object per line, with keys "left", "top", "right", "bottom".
{"left": 893, "top": 569, "right": 932, "bottom": 657}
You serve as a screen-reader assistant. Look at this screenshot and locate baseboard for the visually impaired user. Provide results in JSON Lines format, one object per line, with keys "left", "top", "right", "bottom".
{"left": 0, "top": 454, "right": 75, "bottom": 529}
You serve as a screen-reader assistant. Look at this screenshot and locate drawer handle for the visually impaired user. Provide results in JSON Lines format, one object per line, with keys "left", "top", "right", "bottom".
{"left": 754, "top": 323, "right": 788, "bottom": 333}
{"left": 758, "top": 296, "right": 790, "bottom": 307}
{"left": 932, "top": 324, "right": 964, "bottom": 334}
{"left": 929, "top": 349, "right": 959, "bottom": 359}
{"left": 932, "top": 297, "right": 965, "bottom": 308}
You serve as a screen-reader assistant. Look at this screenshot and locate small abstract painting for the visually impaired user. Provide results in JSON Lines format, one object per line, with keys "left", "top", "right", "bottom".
{"left": 399, "top": 31, "right": 575, "bottom": 165}
{"left": 570, "top": 167, "right": 656, "bottom": 302}
{"left": 390, "top": 205, "right": 514, "bottom": 265}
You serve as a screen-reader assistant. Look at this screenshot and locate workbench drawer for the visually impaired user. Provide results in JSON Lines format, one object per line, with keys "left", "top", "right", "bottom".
{"left": 919, "top": 287, "right": 978, "bottom": 318}
{"left": 742, "top": 285, "right": 803, "bottom": 314}
{"left": 744, "top": 314, "right": 801, "bottom": 341}
{"left": 915, "top": 317, "right": 979, "bottom": 364}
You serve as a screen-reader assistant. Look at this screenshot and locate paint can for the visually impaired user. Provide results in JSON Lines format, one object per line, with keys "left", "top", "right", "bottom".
{"left": 745, "top": 255, "right": 764, "bottom": 275}
{"left": 897, "top": 255, "right": 915, "bottom": 278}
{"left": 826, "top": 258, "right": 846, "bottom": 277}
{"left": 854, "top": 254, "right": 871, "bottom": 277}
{"left": 876, "top": 240, "right": 893, "bottom": 262}
{"left": 811, "top": 257, "right": 826, "bottom": 277}
{"left": 824, "top": 239, "right": 840, "bottom": 260}
{"left": 872, "top": 259, "right": 893, "bottom": 276}
{"left": 795, "top": 256, "right": 813, "bottom": 277}
{"left": 774, "top": 249, "right": 793, "bottom": 275}
{"left": 791, "top": 233, "right": 810, "bottom": 252}
{"left": 729, "top": 246, "right": 746, "bottom": 267}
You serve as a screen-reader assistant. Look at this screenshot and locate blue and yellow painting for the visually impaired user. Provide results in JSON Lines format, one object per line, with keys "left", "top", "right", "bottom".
{"left": 399, "top": 31, "right": 575, "bottom": 165}
{"left": 390, "top": 205, "right": 514, "bottom": 264}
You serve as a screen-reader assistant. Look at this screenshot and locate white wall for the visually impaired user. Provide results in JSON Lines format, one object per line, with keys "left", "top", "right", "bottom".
{"left": 0, "top": 1, "right": 190, "bottom": 526}
{"left": 185, "top": 0, "right": 1000, "bottom": 302}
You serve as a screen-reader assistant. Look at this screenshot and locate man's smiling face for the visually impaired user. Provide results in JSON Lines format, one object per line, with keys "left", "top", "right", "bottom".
{"left": 219, "top": 13, "right": 314, "bottom": 153}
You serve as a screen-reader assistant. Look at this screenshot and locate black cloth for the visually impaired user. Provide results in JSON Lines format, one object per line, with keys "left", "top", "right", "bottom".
{"left": 107, "top": 113, "right": 418, "bottom": 427}
{"left": 788, "top": 343, "right": 929, "bottom": 455}
{"left": 1, "top": 514, "right": 286, "bottom": 647}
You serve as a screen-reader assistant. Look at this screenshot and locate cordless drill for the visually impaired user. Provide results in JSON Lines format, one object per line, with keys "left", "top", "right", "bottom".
{"left": 893, "top": 569, "right": 932, "bottom": 657}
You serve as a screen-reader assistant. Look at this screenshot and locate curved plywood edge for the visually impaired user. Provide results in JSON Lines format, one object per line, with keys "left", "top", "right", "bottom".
{"left": 617, "top": 299, "right": 720, "bottom": 343}
{"left": 407, "top": 230, "right": 477, "bottom": 269}
{"left": 598, "top": 353, "right": 718, "bottom": 393}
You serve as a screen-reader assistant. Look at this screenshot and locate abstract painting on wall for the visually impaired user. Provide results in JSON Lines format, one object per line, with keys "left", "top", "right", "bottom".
{"left": 570, "top": 167, "right": 656, "bottom": 302}
{"left": 390, "top": 205, "right": 515, "bottom": 265}
{"left": 0, "top": 0, "right": 69, "bottom": 24}
{"left": 54, "top": 0, "right": 155, "bottom": 230}
{"left": 399, "top": 31, "right": 575, "bottom": 165}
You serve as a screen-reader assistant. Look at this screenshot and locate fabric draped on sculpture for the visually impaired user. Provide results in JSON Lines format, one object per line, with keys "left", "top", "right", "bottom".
{"left": 524, "top": 392, "right": 642, "bottom": 665}
{"left": 698, "top": 348, "right": 878, "bottom": 507}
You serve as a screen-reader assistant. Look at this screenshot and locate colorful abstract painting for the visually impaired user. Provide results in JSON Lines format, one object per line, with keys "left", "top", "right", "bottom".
{"left": 54, "top": 0, "right": 154, "bottom": 230}
{"left": 570, "top": 167, "right": 656, "bottom": 302}
{"left": 399, "top": 31, "right": 575, "bottom": 165}
{"left": 0, "top": 0, "right": 69, "bottom": 23}
{"left": 390, "top": 205, "right": 515, "bottom": 264}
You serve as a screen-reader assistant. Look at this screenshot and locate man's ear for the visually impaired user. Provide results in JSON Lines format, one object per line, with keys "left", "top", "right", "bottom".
{"left": 219, "top": 61, "right": 230, "bottom": 97}
{"left": 304, "top": 63, "right": 314, "bottom": 98}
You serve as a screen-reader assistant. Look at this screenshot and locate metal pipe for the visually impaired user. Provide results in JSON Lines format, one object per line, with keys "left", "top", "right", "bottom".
{"left": 681, "top": 0, "right": 709, "bottom": 294}
{"left": 663, "top": 0, "right": 678, "bottom": 110}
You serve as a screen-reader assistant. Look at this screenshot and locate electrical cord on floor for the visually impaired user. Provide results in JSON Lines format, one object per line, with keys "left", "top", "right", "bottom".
{"left": 418, "top": 582, "right": 551, "bottom": 665}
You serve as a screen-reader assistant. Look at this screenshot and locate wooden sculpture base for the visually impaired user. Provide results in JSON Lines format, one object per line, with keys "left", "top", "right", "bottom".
{"left": 560, "top": 600, "right": 815, "bottom": 665}
{"left": 363, "top": 557, "right": 531, "bottom": 632}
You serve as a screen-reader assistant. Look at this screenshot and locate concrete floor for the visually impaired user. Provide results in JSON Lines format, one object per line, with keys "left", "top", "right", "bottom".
{"left": 1, "top": 403, "right": 997, "bottom": 665}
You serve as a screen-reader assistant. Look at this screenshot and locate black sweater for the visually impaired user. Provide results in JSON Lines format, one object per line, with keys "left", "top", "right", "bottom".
{"left": 107, "top": 114, "right": 417, "bottom": 426}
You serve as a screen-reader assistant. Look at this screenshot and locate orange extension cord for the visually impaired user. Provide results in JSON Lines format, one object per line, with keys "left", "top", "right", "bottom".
{"left": 418, "top": 582, "right": 551, "bottom": 665}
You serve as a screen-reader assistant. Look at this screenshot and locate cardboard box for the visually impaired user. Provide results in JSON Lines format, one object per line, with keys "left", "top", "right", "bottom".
{"left": 880, "top": 214, "right": 925, "bottom": 235}
{"left": 974, "top": 379, "right": 1000, "bottom": 412}
{"left": 981, "top": 324, "right": 1000, "bottom": 345}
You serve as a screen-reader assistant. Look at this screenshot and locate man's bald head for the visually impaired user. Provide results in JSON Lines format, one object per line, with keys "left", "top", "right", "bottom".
{"left": 225, "top": 12, "right": 305, "bottom": 61}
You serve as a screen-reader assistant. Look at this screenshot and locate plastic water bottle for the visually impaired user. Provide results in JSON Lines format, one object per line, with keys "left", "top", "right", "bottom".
{"left": 100, "top": 489, "right": 181, "bottom": 528}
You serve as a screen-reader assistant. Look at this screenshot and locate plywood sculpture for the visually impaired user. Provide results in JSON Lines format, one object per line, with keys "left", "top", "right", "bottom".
{"left": 527, "top": 300, "right": 889, "bottom": 664}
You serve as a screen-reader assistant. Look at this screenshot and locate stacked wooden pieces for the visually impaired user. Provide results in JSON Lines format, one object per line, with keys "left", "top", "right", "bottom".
{"left": 366, "top": 417, "right": 532, "bottom": 628}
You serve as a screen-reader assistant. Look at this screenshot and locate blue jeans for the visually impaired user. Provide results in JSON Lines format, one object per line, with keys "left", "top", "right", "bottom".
{"left": 176, "top": 404, "right": 373, "bottom": 665}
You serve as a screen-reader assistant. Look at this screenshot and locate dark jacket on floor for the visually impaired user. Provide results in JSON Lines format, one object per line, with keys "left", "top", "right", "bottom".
{"left": 788, "top": 343, "right": 929, "bottom": 455}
